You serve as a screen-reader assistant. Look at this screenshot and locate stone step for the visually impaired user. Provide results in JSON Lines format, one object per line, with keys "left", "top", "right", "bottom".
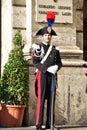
{"left": 0, "top": 125, "right": 87, "bottom": 130}
{"left": 59, "top": 125, "right": 87, "bottom": 130}
{"left": 62, "top": 128, "right": 87, "bottom": 130}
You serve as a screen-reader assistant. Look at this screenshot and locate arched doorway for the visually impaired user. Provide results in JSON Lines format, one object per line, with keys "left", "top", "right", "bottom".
{"left": 83, "top": 0, "right": 87, "bottom": 61}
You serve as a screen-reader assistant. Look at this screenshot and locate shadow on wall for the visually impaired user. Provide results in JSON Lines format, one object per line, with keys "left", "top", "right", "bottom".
{"left": 76, "top": 113, "right": 87, "bottom": 125}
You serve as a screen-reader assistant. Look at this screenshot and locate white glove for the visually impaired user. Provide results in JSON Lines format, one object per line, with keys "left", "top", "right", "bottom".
{"left": 32, "top": 43, "right": 40, "bottom": 50}
{"left": 47, "top": 65, "right": 58, "bottom": 75}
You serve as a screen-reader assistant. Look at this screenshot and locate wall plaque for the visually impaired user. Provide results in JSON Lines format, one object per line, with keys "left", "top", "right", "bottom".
{"left": 36, "top": 0, "right": 73, "bottom": 23}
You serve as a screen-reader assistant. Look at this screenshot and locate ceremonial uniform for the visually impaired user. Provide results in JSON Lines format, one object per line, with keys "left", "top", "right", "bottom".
{"left": 32, "top": 42, "right": 62, "bottom": 129}
{"left": 32, "top": 11, "right": 62, "bottom": 130}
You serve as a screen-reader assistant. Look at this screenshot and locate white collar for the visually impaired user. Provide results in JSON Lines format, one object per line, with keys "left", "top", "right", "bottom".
{"left": 42, "top": 42, "right": 49, "bottom": 46}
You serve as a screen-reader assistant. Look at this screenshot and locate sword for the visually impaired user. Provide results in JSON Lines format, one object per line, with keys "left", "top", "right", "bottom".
{"left": 51, "top": 75, "right": 59, "bottom": 130}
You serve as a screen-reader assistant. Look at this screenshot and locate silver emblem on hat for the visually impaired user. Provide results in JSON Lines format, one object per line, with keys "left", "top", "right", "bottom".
{"left": 47, "top": 27, "right": 52, "bottom": 34}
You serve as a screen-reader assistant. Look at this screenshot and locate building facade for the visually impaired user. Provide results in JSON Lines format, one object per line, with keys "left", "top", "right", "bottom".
{"left": 1, "top": 0, "right": 87, "bottom": 126}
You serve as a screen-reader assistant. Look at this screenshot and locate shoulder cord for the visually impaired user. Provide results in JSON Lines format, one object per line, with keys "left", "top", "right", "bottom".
{"left": 41, "top": 45, "right": 53, "bottom": 64}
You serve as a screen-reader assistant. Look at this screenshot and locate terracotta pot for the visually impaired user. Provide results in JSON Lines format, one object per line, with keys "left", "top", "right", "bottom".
{"left": 0, "top": 104, "right": 26, "bottom": 127}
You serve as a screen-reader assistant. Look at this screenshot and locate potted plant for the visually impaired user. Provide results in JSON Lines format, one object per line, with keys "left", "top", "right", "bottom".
{"left": 0, "top": 30, "right": 29, "bottom": 127}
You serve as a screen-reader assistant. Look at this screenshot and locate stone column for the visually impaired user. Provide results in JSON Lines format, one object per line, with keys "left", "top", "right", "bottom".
{"left": 1, "top": 0, "right": 13, "bottom": 73}
{"left": 23, "top": 0, "right": 32, "bottom": 59}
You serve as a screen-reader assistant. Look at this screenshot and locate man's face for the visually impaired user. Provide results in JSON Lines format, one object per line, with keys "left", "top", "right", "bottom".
{"left": 42, "top": 34, "right": 52, "bottom": 43}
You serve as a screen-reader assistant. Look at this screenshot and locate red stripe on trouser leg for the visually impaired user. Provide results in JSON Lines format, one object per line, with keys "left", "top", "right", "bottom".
{"left": 35, "top": 71, "right": 41, "bottom": 126}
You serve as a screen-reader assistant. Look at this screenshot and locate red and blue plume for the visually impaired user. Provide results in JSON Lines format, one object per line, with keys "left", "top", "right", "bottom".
{"left": 46, "top": 11, "right": 55, "bottom": 27}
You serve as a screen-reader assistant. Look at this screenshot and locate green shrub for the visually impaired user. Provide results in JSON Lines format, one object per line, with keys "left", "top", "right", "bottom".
{"left": 0, "top": 30, "right": 29, "bottom": 105}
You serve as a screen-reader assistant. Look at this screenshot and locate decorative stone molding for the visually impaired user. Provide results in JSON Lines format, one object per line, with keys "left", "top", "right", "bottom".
{"left": 60, "top": 48, "right": 83, "bottom": 59}
{"left": 62, "top": 60, "right": 84, "bottom": 67}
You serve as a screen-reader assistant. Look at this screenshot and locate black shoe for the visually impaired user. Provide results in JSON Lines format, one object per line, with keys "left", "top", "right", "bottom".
{"left": 36, "top": 126, "right": 42, "bottom": 130}
{"left": 46, "top": 124, "right": 50, "bottom": 129}
{"left": 36, "top": 128, "right": 42, "bottom": 130}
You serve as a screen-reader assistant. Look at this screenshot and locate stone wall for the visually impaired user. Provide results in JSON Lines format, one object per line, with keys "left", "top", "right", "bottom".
{"left": 55, "top": 66, "right": 87, "bottom": 125}
{"left": 12, "top": 0, "right": 26, "bottom": 43}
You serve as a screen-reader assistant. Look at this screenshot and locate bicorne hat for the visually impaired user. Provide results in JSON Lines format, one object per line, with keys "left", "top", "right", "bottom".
{"left": 36, "top": 11, "right": 57, "bottom": 36}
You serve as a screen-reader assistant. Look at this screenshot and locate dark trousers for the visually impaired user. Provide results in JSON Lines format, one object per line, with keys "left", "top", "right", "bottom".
{"left": 36, "top": 72, "right": 56, "bottom": 128}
